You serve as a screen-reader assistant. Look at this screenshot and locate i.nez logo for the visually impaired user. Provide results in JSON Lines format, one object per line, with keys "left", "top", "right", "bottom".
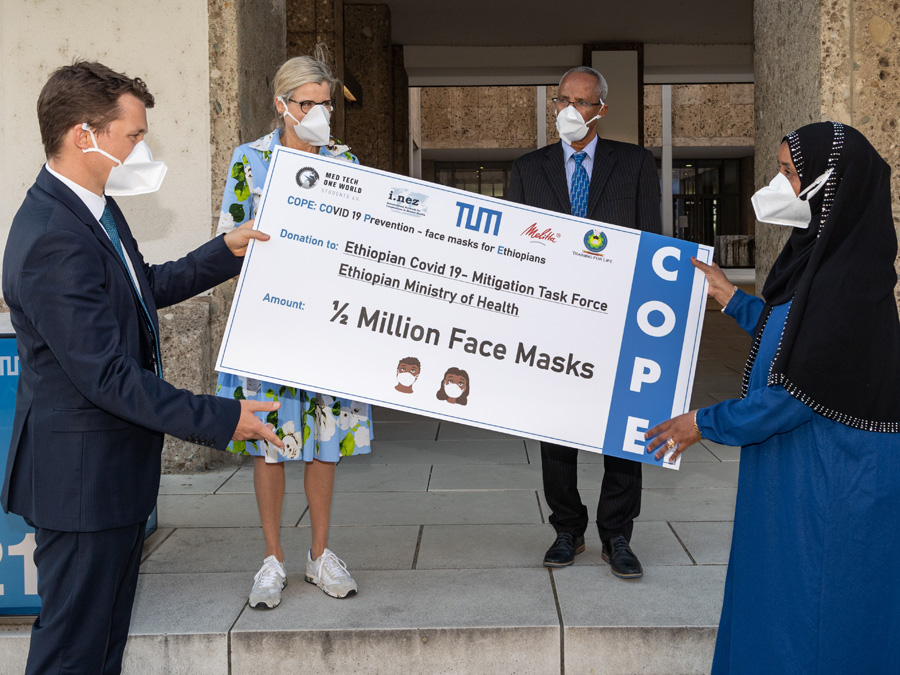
{"left": 521, "top": 223, "right": 561, "bottom": 243}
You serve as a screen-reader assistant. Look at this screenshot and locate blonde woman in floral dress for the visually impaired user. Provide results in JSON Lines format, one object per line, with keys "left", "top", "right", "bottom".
{"left": 216, "top": 46, "right": 372, "bottom": 607}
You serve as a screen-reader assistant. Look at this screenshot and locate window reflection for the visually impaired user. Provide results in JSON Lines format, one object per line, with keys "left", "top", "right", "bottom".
{"left": 661, "top": 158, "right": 754, "bottom": 268}
{"left": 435, "top": 162, "right": 510, "bottom": 198}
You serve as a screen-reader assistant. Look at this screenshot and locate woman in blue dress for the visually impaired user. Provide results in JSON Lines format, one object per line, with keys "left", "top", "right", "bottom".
{"left": 647, "top": 122, "right": 900, "bottom": 673}
{"left": 216, "top": 46, "right": 372, "bottom": 607}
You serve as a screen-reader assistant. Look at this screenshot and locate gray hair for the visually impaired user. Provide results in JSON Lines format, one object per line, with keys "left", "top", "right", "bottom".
{"left": 273, "top": 43, "right": 339, "bottom": 104}
{"left": 559, "top": 66, "right": 608, "bottom": 103}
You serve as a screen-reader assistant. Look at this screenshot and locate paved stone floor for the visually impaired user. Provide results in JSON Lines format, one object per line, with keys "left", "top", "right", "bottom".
{"left": 0, "top": 305, "right": 752, "bottom": 675}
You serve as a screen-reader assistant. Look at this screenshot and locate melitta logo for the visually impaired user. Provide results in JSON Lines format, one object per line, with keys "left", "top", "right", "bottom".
{"left": 521, "top": 223, "right": 561, "bottom": 244}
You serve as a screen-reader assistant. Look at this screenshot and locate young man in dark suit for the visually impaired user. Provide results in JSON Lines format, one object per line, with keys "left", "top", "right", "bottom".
{"left": 508, "top": 66, "right": 662, "bottom": 579}
{"left": 1, "top": 61, "right": 284, "bottom": 674}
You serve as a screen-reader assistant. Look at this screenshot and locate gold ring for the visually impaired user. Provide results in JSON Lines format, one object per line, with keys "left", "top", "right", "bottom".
{"left": 666, "top": 438, "right": 676, "bottom": 450}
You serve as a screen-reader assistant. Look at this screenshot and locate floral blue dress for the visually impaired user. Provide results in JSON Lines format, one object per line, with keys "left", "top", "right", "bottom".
{"left": 215, "top": 129, "right": 372, "bottom": 463}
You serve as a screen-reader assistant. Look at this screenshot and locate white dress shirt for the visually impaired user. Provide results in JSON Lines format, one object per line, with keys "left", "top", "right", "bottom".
{"left": 562, "top": 135, "right": 599, "bottom": 189}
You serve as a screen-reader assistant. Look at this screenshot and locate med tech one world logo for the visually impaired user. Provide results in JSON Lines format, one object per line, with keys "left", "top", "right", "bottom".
{"left": 295, "top": 167, "right": 320, "bottom": 189}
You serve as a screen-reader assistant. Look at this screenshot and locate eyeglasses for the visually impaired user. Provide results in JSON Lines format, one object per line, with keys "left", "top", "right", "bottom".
{"left": 552, "top": 97, "right": 603, "bottom": 111}
{"left": 287, "top": 98, "right": 335, "bottom": 113}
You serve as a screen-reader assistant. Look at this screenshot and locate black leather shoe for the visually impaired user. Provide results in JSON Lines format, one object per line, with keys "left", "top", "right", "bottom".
{"left": 602, "top": 535, "right": 643, "bottom": 579}
{"left": 543, "top": 532, "right": 586, "bottom": 568}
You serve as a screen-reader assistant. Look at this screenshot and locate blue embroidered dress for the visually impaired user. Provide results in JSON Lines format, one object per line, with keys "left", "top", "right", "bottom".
{"left": 215, "top": 130, "right": 372, "bottom": 463}
{"left": 698, "top": 290, "right": 900, "bottom": 674}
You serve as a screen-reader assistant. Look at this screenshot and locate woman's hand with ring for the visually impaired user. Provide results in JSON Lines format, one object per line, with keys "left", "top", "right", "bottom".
{"left": 645, "top": 410, "right": 702, "bottom": 461}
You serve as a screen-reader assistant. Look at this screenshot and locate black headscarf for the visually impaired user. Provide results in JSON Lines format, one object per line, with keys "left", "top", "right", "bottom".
{"left": 747, "top": 121, "right": 900, "bottom": 432}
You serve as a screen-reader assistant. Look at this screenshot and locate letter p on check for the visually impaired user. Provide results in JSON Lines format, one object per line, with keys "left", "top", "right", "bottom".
{"left": 629, "top": 357, "right": 661, "bottom": 393}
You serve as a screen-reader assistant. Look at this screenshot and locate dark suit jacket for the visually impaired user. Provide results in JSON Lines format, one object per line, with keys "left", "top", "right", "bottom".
{"left": 508, "top": 138, "right": 662, "bottom": 234}
{"left": 1, "top": 167, "right": 242, "bottom": 532}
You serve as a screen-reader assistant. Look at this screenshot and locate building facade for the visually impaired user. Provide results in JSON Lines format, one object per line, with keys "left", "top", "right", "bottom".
{"left": 1, "top": 0, "right": 897, "bottom": 470}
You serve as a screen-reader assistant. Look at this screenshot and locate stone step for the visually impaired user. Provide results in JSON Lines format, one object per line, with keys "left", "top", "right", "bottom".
{"left": 1, "top": 565, "right": 723, "bottom": 674}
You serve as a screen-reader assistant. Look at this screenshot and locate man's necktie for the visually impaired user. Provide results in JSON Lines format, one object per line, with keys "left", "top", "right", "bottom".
{"left": 570, "top": 151, "right": 589, "bottom": 218}
{"left": 99, "top": 205, "right": 163, "bottom": 377}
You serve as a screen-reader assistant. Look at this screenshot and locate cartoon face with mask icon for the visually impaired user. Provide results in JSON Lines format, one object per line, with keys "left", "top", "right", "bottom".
{"left": 436, "top": 367, "right": 470, "bottom": 406}
{"left": 395, "top": 356, "right": 421, "bottom": 394}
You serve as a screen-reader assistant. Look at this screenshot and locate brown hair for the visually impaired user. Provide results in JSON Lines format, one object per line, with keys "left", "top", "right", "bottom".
{"left": 435, "top": 367, "right": 470, "bottom": 406}
{"left": 38, "top": 61, "right": 155, "bottom": 159}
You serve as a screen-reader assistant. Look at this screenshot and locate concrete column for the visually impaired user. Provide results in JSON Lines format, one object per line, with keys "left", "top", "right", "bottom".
{"left": 536, "top": 86, "right": 547, "bottom": 149}
{"left": 209, "top": 0, "right": 286, "bottom": 215}
{"left": 392, "top": 45, "right": 411, "bottom": 176}
{"left": 344, "top": 3, "right": 396, "bottom": 171}
{"left": 286, "top": 0, "right": 345, "bottom": 141}
{"left": 661, "top": 84, "right": 673, "bottom": 238}
{"left": 200, "top": 0, "right": 286, "bottom": 471}
{"left": 409, "top": 87, "right": 423, "bottom": 179}
{"left": 754, "top": 0, "right": 900, "bottom": 301}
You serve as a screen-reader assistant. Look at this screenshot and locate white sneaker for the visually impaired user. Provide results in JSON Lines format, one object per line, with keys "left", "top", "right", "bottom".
{"left": 305, "top": 548, "right": 358, "bottom": 598}
{"left": 249, "top": 555, "right": 286, "bottom": 609}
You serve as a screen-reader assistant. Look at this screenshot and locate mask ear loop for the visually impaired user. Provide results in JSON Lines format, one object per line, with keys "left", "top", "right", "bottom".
{"left": 588, "top": 97, "right": 606, "bottom": 124}
{"left": 80, "top": 123, "right": 123, "bottom": 166}
{"left": 276, "top": 97, "right": 302, "bottom": 126}
{"left": 799, "top": 167, "right": 834, "bottom": 201}
{"left": 585, "top": 96, "right": 606, "bottom": 124}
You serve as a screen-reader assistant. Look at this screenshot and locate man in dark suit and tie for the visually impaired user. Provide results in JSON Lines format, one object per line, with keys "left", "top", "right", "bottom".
{"left": 508, "top": 66, "right": 661, "bottom": 579}
{"left": 1, "top": 61, "right": 284, "bottom": 674}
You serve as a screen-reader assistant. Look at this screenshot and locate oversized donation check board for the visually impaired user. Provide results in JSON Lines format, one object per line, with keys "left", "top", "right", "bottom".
{"left": 217, "top": 146, "right": 712, "bottom": 469}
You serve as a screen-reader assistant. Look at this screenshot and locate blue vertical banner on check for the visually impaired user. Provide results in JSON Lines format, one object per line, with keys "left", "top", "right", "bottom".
{"left": 603, "top": 239, "right": 702, "bottom": 465}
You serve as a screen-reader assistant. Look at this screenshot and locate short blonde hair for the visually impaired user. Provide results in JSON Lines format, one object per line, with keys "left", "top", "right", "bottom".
{"left": 273, "top": 43, "right": 339, "bottom": 105}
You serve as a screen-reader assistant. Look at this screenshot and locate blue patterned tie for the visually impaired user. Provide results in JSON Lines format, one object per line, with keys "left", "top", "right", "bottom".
{"left": 570, "top": 151, "right": 589, "bottom": 218}
{"left": 99, "top": 205, "right": 163, "bottom": 377}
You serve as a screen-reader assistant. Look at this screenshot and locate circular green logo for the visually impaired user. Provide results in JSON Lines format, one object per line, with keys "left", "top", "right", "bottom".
{"left": 583, "top": 230, "right": 608, "bottom": 253}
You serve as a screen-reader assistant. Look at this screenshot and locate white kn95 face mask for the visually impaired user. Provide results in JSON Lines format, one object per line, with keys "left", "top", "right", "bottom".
{"left": 81, "top": 123, "right": 168, "bottom": 196}
{"left": 278, "top": 98, "right": 332, "bottom": 147}
{"left": 556, "top": 105, "right": 601, "bottom": 145}
{"left": 751, "top": 168, "right": 833, "bottom": 228}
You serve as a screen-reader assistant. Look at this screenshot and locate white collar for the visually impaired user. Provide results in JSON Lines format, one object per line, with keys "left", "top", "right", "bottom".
{"left": 45, "top": 163, "right": 107, "bottom": 223}
{"left": 562, "top": 135, "right": 598, "bottom": 162}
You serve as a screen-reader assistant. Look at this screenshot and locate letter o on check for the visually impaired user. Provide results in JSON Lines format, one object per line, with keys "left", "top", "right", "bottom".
{"left": 636, "top": 300, "right": 676, "bottom": 338}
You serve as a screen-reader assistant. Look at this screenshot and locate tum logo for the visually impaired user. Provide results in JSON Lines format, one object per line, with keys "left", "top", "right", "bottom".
{"left": 455, "top": 201, "right": 501, "bottom": 236}
{"left": 0, "top": 356, "right": 19, "bottom": 376}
